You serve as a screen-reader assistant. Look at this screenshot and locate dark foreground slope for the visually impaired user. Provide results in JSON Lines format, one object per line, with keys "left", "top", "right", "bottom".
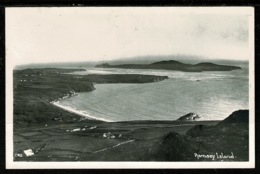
{"left": 95, "top": 60, "right": 241, "bottom": 72}
{"left": 143, "top": 110, "right": 249, "bottom": 161}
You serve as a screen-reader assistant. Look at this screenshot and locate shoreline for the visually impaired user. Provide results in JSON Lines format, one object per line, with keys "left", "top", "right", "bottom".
{"left": 49, "top": 87, "right": 222, "bottom": 123}
{"left": 48, "top": 86, "right": 114, "bottom": 122}
{"left": 49, "top": 84, "right": 225, "bottom": 123}
{"left": 51, "top": 101, "right": 113, "bottom": 122}
{"left": 50, "top": 95, "right": 216, "bottom": 123}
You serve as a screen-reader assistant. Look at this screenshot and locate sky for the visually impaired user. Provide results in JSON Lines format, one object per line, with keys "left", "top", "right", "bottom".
{"left": 6, "top": 7, "right": 253, "bottom": 66}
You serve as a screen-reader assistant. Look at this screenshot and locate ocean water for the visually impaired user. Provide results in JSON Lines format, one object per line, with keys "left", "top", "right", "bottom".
{"left": 57, "top": 65, "right": 249, "bottom": 122}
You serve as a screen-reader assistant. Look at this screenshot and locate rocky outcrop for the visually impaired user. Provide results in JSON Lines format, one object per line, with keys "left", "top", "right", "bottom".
{"left": 177, "top": 113, "right": 201, "bottom": 121}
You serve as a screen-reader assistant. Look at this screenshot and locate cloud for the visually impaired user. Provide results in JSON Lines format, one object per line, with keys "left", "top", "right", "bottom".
{"left": 6, "top": 8, "right": 251, "bottom": 66}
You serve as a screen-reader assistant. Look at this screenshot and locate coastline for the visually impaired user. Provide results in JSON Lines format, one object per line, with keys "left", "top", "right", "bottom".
{"left": 51, "top": 101, "right": 113, "bottom": 122}
{"left": 13, "top": 68, "right": 170, "bottom": 125}
{"left": 48, "top": 88, "right": 114, "bottom": 122}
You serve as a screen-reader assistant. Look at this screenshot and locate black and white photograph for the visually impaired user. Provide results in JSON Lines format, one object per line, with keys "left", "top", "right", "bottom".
{"left": 5, "top": 7, "right": 255, "bottom": 169}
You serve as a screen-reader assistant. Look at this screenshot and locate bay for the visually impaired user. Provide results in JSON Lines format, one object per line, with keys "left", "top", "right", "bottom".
{"left": 57, "top": 65, "right": 249, "bottom": 122}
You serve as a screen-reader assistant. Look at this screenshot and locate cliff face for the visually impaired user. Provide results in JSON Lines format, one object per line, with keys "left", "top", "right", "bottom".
{"left": 95, "top": 60, "right": 241, "bottom": 72}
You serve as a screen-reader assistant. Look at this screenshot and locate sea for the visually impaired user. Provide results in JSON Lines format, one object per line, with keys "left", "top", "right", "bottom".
{"left": 52, "top": 62, "right": 249, "bottom": 122}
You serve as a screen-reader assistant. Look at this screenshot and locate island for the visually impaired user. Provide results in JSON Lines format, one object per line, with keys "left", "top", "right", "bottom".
{"left": 13, "top": 68, "right": 248, "bottom": 161}
{"left": 95, "top": 60, "right": 241, "bottom": 72}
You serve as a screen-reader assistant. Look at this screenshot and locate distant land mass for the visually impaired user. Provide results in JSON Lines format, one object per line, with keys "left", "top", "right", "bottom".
{"left": 95, "top": 60, "right": 241, "bottom": 72}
